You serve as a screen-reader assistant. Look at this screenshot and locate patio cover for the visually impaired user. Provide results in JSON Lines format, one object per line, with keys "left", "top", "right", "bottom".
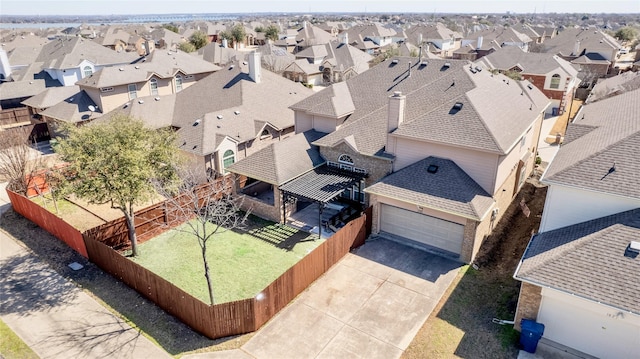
{"left": 279, "top": 165, "right": 366, "bottom": 203}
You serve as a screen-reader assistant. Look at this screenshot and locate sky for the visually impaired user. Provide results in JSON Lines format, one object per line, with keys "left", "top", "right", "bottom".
{"left": 1, "top": 0, "right": 639, "bottom": 16}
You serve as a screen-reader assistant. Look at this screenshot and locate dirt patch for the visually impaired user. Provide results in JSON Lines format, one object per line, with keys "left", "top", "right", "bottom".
{"left": 403, "top": 180, "right": 548, "bottom": 359}
{"left": 0, "top": 209, "right": 253, "bottom": 356}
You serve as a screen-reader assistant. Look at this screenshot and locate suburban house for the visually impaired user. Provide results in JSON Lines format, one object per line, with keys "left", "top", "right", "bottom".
{"left": 35, "top": 36, "right": 138, "bottom": 87}
{"left": 540, "top": 27, "right": 621, "bottom": 77}
{"left": 405, "top": 23, "right": 463, "bottom": 57}
{"left": 586, "top": 70, "right": 640, "bottom": 103}
{"left": 76, "top": 48, "right": 220, "bottom": 114}
{"left": 229, "top": 56, "right": 550, "bottom": 263}
{"left": 452, "top": 36, "right": 501, "bottom": 61}
{"left": 195, "top": 42, "right": 240, "bottom": 66}
{"left": 475, "top": 46, "right": 580, "bottom": 115}
{"left": 462, "top": 27, "right": 533, "bottom": 53}
{"left": 344, "top": 23, "right": 402, "bottom": 54}
{"left": 99, "top": 52, "right": 314, "bottom": 178}
{"left": 294, "top": 22, "right": 334, "bottom": 52}
{"left": 282, "top": 37, "right": 373, "bottom": 86}
{"left": 513, "top": 88, "right": 640, "bottom": 358}
{"left": 258, "top": 43, "right": 296, "bottom": 74}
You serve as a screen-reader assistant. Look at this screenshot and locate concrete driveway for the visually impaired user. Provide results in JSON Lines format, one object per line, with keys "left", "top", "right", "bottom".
{"left": 0, "top": 231, "right": 171, "bottom": 359}
{"left": 187, "top": 237, "right": 460, "bottom": 359}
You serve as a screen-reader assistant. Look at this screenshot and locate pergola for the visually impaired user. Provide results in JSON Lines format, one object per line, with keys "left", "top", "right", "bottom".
{"left": 279, "top": 165, "right": 367, "bottom": 238}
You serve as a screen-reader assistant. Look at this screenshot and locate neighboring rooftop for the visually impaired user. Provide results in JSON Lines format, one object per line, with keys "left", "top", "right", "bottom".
{"left": 515, "top": 208, "right": 640, "bottom": 314}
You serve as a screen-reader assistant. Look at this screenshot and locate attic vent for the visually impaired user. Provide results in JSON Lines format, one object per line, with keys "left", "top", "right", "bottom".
{"left": 527, "top": 84, "right": 533, "bottom": 90}
{"left": 217, "top": 115, "right": 223, "bottom": 119}
{"left": 427, "top": 165, "right": 439, "bottom": 174}
{"left": 154, "top": 97, "right": 160, "bottom": 101}
{"left": 234, "top": 110, "right": 240, "bottom": 115}
{"left": 138, "top": 99, "right": 144, "bottom": 104}
{"left": 193, "top": 119, "right": 201, "bottom": 126}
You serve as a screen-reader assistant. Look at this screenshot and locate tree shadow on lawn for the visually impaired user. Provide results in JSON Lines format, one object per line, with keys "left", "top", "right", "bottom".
{"left": 238, "top": 215, "right": 318, "bottom": 251}
{"left": 0, "top": 209, "right": 253, "bottom": 356}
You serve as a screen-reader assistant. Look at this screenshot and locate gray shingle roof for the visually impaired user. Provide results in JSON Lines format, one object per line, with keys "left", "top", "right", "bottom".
{"left": 365, "top": 156, "right": 495, "bottom": 220}
{"left": 0, "top": 79, "right": 46, "bottom": 100}
{"left": 40, "top": 90, "right": 99, "bottom": 123}
{"left": 543, "top": 88, "right": 640, "bottom": 200}
{"left": 475, "top": 46, "right": 578, "bottom": 78}
{"left": 541, "top": 28, "right": 619, "bottom": 58}
{"left": 35, "top": 37, "right": 137, "bottom": 69}
{"left": 588, "top": 71, "right": 640, "bottom": 103}
{"left": 300, "top": 57, "right": 549, "bottom": 156}
{"left": 226, "top": 130, "right": 326, "bottom": 185}
{"left": 515, "top": 208, "right": 640, "bottom": 314}
{"left": 21, "top": 85, "right": 81, "bottom": 109}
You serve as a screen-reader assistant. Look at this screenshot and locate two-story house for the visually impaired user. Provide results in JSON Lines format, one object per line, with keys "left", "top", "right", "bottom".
{"left": 35, "top": 36, "right": 138, "bottom": 87}
{"left": 405, "top": 23, "right": 463, "bottom": 58}
{"left": 76, "top": 48, "right": 220, "bottom": 114}
{"left": 229, "top": 57, "right": 550, "bottom": 264}
{"left": 475, "top": 46, "right": 580, "bottom": 115}
{"left": 513, "top": 88, "right": 640, "bottom": 358}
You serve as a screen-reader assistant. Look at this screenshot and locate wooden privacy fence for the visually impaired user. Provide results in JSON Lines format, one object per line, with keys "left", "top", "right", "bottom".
{"left": 0, "top": 107, "right": 31, "bottom": 128}
{"left": 6, "top": 189, "right": 88, "bottom": 257}
{"left": 84, "top": 177, "right": 233, "bottom": 249}
{"left": 83, "top": 211, "right": 369, "bottom": 339}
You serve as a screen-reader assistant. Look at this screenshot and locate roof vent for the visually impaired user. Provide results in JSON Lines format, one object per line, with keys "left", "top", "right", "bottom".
{"left": 629, "top": 241, "right": 640, "bottom": 253}
{"left": 217, "top": 115, "right": 223, "bottom": 119}
{"left": 391, "top": 59, "right": 399, "bottom": 64}
{"left": 134, "top": 65, "right": 140, "bottom": 69}
{"left": 123, "top": 103, "right": 130, "bottom": 109}
{"left": 444, "top": 62, "right": 451, "bottom": 68}
{"left": 527, "top": 84, "right": 533, "bottom": 90}
{"left": 475, "top": 66, "right": 482, "bottom": 72}
{"left": 138, "top": 99, "right": 144, "bottom": 104}
{"left": 450, "top": 102, "right": 463, "bottom": 114}
{"left": 420, "top": 61, "right": 428, "bottom": 67}
{"left": 427, "top": 164, "right": 439, "bottom": 174}
{"left": 242, "top": 61, "right": 247, "bottom": 65}
{"left": 193, "top": 119, "right": 201, "bottom": 126}
{"left": 229, "top": 65, "right": 234, "bottom": 70}
{"left": 154, "top": 97, "right": 160, "bottom": 101}
{"left": 119, "top": 67, "right": 124, "bottom": 71}
{"left": 234, "top": 110, "right": 240, "bottom": 115}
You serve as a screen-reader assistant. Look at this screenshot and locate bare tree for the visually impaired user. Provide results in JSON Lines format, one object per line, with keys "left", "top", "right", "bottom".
{"left": 0, "top": 126, "right": 46, "bottom": 195}
{"left": 157, "top": 171, "right": 249, "bottom": 305}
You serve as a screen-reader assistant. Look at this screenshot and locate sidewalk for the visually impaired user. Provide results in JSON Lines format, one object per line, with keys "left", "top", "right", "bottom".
{"left": 0, "top": 230, "right": 171, "bottom": 359}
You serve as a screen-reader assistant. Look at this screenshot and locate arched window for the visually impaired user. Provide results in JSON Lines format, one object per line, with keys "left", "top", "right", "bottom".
{"left": 83, "top": 65, "right": 92, "bottom": 77}
{"left": 149, "top": 78, "right": 158, "bottom": 95}
{"left": 550, "top": 74, "right": 561, "bottom": 89}
{"left": 338, "top": 154, "right": 354, "bottom": 165}
{"left": 175, "top": 75, "right": 183, "bottom": 92}
{"left": 223, "top": 149, "right": 235, "bottom": 169}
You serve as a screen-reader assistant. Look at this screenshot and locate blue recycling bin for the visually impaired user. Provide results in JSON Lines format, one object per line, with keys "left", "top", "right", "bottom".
{"left": 520, "top": 319, "right": 545, "bottom": 353}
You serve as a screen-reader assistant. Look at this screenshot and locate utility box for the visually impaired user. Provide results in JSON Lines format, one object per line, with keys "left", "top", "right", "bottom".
{"left": 520, "top": 319, "right": 545, "bottom": 353}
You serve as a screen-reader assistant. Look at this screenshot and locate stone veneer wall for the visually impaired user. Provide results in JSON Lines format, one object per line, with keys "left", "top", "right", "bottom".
{"left": 319, "top": 143, "right": 393, "bottom": 188}
{"left": 514, "top": 282, "right": 542, "bottom": 331}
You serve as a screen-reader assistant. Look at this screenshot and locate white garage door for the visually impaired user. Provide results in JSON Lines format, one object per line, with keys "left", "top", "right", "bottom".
{"left": 537, "top": 291, "right": 640, "bottom": 359}
{"left": 380, "top": 204, "right": 464, "bottom": 255}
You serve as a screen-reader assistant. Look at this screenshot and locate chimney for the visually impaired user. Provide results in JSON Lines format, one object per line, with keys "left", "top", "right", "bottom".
{"left": 143, "top": 40, "right": 151, "bottom": 56}
{"left": 573, "top": 40, "right": 581, "bottom": 55}
{"left": 341, "top": 32, "right": 349, "bottom": 45}
{"left": 418, "top": 33, "right": 423, "bottom": 45}
{"left": 477, "top": 36, "right": 483, "bottom": 49}
{"left": 249, "top": 52, "right": 262, "bottom": 83}
{"left": 222, "top": 38, "right": 228, "bottom": 48}
{"left": 418, "top": 45, "right": 423, "bottom": 62}
{"left": 0, "top": 49, "right": 11, "bottom": 80}
{"left": 387, "top": 91, "right": 406, "bottom": 132}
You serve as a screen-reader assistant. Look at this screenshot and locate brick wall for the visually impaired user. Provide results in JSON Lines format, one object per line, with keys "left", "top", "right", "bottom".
{"left": 514, "top": 282, "right": 542, "bottom": 331}
{"left": 319, "top": 143, "right": 393, "bottom": 188}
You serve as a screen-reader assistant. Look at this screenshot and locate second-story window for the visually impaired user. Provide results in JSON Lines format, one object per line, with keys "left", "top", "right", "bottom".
{"left": 338, "top": 154, "right": 354, "bottom": 170}
{"left": 83, "top": 65, "right": 92, "bottom": 77}
{"left": 150, "top": 78, "right": 158, "bottom": 96}
{"left": 222, "top": 149, "right": 235, "bottom": 171}
{"left": 175, "top": 75, "right": 183, "bottom": 92}
{"left": 550, "top": 74, "right": 561, "bottom": 89}
{"left": 128, "top": 84, "right": 137, "bottom": 100}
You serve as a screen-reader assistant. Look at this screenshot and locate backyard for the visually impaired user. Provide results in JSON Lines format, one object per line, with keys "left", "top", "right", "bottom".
{"left": 130, "top": 216, "right": 321, "bottom": 303}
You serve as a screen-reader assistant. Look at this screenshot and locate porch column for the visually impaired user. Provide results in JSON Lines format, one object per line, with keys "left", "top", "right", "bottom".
{"left": 318, "top": 202, "right": 324, "bottom": 240}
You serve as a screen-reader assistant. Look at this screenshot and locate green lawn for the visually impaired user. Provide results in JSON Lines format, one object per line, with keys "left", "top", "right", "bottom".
{"left": 131, "top": 216, "right": 321, "bottom": 304}
{"left": 0, "top": 318, "right": 39, "bottom": 359}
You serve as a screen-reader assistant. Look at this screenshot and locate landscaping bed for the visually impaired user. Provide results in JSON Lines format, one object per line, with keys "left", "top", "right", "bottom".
{"left": 403, "top": 179, "right": 548, "bottom": 358}
{"left": 130, "top": 216, "right": 320, "bottom": 304}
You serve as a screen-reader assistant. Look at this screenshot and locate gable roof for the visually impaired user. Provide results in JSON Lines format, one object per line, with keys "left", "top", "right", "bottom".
{"left": 515, "top": 208, "right": 640, "bottom": 314}
{"left": 294, "top": 57, "right": 549, "bottom": 157}
{"left": 226, "top": 130, "right": 326, "bottom": 185}
{"left": 365, "top": 156, "right": 495, "bottom": 220}
{"left": 541, "top": 28, "right": 619, "bottom": 58}
{"left": 39, "top": 90, "right": 99, "bottom": 123}
{"left": 587, "top": 71, "right": 640, "bottom": 103}
{"left": 0, "top": 79, "right": 46, "bottom": 100}
{"left": 475, "top": 46, "right": 579, "bottom": 77}
{"left": 542, "top": 88, "right": 640, "bottom": 200}
{"left": 35, "top": 36, "right": 137, "bottom": 69}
